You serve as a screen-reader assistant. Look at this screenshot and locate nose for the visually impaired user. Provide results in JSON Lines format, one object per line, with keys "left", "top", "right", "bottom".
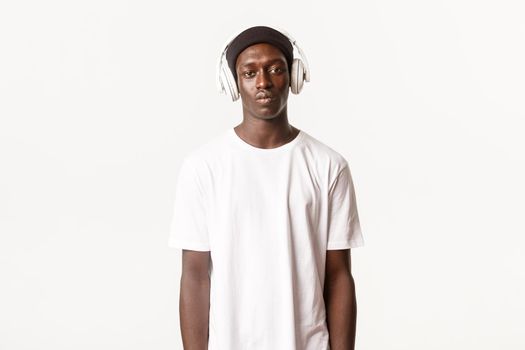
{"left": 256, "top": 69, "right": 273, "bottom": 89}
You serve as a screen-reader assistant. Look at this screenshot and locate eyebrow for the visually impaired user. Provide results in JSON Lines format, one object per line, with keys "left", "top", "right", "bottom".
{"left": 239, "top": 58, "right": 287, "bottom": 68}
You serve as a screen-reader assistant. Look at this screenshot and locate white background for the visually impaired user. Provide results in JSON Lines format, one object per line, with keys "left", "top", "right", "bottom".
{"left": 1, "top": 0, "right": 524, "bottom": 349}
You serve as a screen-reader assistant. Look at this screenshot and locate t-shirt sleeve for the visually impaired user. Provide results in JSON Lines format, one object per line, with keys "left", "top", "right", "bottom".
{"left": 326, "top": 164, "right": 365, "bottom": 250}
{"left": 167, "top": 156, "right": 211, "bottom": 251}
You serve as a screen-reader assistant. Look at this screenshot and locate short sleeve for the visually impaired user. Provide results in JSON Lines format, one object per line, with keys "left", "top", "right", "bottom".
{"left": 168, "top": 157, "right": 210, "bottom": 251}
{"left": 326, "top": 164, "right": 364, "bottom": 249}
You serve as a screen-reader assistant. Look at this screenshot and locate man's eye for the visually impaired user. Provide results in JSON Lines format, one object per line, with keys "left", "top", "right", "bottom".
{"left": 270, "top": 67, "right": 283, "bottom": 74}
{"left": 243, "top": 71, "right": 255, "bottom": 78}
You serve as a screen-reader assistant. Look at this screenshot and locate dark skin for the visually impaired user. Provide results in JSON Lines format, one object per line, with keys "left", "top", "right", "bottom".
{"left": 324, "top": 249, "right": 358, "bottom": 350}
{"left": 180, "top": 250, "right": 210, "bottom": 350}
{"left": 233, "top": 43, "right": 299, "bottom": 148}
{"left": 180, "top": 43, "right": 357, "bottom": 350}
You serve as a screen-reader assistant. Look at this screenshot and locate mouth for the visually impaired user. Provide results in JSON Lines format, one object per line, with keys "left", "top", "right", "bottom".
{"left": 256, "top": 97, "right": 274, "bottom": 104}
{"left": 255, "top": 91, "right": 274, "bottom": 103}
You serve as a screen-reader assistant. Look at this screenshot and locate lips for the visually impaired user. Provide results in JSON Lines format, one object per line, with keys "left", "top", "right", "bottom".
{"left": 256, "top": 91, "right": 272, "bottom": 100}
{"left": 255, "top": 92, "right": 274, "bottom": 104}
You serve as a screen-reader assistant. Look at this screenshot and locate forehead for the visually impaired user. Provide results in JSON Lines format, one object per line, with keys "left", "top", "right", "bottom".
{"left": 235, "top": 43, "right": 287, "bottom": 68}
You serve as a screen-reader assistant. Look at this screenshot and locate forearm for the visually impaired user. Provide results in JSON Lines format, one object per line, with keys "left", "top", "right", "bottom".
{"left": 324, "top": 271, "right": 357, "bottom": 350}
{"left": 179, "top": 273, "right": 210, "bottom": 350}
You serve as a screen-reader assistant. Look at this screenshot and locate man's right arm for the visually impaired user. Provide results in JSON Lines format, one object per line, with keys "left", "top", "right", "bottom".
{"left": 180, "top": 249, "right": 210, "bottom": 350}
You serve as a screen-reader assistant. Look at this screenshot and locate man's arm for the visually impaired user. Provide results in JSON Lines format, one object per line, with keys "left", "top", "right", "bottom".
{"left": 323, "top": 249, "right": 357, "bottom": 350}
{"left": 180, "top": 250, "right": 210, "bottom": 350}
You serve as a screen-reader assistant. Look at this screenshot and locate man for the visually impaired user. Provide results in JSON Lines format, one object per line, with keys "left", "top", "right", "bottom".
{"left": 169, "top": 26, "right": 365, "bottom": 350}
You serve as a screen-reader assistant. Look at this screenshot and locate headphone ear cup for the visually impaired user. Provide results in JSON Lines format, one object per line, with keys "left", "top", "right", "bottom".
{"left": 221, "top": 64, "right": 240, "bottom": 101}
{"left": 290, "top": 58, "right": 305, "bottom": 94}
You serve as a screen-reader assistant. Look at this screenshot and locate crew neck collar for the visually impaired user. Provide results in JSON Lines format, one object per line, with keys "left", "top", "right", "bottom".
{"left": 228, "top": 127, "right": 304, "bottom": 153}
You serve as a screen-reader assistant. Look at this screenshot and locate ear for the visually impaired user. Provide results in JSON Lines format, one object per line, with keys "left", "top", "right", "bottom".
{"left": 290, "top": 59, "right": 305, "bottom": 94}
{"left": 221, "top": 63, "right": 240, "bottom": 102}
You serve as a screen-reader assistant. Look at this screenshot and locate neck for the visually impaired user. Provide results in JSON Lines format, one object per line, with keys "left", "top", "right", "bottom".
{"left": 234, "top": 112, "right": 298, "bottom": 149}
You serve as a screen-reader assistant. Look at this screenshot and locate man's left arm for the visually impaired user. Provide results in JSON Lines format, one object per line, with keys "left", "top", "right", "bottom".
{"left": 323, "top": 248, "right": 357, "bottom": 350}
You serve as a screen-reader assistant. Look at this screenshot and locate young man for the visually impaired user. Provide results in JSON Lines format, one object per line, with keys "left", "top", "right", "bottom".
{"left": 169, "top": 26, "right": 365, "bottom": 350}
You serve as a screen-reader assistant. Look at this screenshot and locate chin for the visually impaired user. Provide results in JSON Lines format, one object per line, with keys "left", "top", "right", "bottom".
{"left": 252, "top": 105, "right": 286, "bottom": 120}
{"left": 256, "top": 115, "right": 279, "bottom": 120}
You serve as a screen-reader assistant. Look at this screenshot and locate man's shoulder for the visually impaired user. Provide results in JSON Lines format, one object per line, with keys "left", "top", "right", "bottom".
{"left": 181, "top": 129, "right": 230, "bottom": 165}
{"left": 299, "top": 130, "right": 349, "bottom": 171}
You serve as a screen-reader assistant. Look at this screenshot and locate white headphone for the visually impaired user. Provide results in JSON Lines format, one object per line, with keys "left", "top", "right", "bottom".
{"left": 216, "top": 26, "right": 311, "bottom": 102}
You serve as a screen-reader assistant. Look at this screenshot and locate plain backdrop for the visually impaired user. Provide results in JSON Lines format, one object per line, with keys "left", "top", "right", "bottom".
{"left": 1, "top": 0, "right": 524, "bottom": 349}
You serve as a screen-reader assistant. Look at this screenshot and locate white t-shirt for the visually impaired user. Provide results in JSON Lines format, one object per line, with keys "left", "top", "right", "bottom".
{"left": 168, "top": 127, "right": 364, "bottom": 350}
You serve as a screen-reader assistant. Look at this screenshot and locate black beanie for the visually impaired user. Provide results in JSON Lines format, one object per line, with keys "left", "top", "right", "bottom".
{"left": 225, "top": 26, "right": 294, "bottom": 83}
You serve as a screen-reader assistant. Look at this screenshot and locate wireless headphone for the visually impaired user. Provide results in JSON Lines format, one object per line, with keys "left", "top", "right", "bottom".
{"left": 216, "top": 26, "right": 311, "bottom": 102}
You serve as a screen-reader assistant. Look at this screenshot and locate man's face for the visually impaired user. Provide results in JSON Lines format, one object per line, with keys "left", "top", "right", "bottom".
{"left": 235, "top": 43, "right": 290, "bottom": 120}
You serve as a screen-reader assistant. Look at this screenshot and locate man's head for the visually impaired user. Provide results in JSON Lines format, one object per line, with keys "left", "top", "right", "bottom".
{"left": 225, "top": 26, "right": 294, "bottom": 120}
{"left": 225, "top": 26, "right": 294, "bottom": 84}
{"left": 234, "top": 43, "right": 290, "bottom": 120}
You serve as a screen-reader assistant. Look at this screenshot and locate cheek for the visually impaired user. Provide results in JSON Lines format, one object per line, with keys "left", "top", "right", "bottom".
{"left": 238, "top": 78, "right": 255, "bottom": 92}
{"left": 280, "top": 76, "right": 291, "bottom": 93}
{"left": 283, "top": 73, "right": 291, "bottom": 87}
{"left": 237, "top": 81, "right": 249, "bottom": 97}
